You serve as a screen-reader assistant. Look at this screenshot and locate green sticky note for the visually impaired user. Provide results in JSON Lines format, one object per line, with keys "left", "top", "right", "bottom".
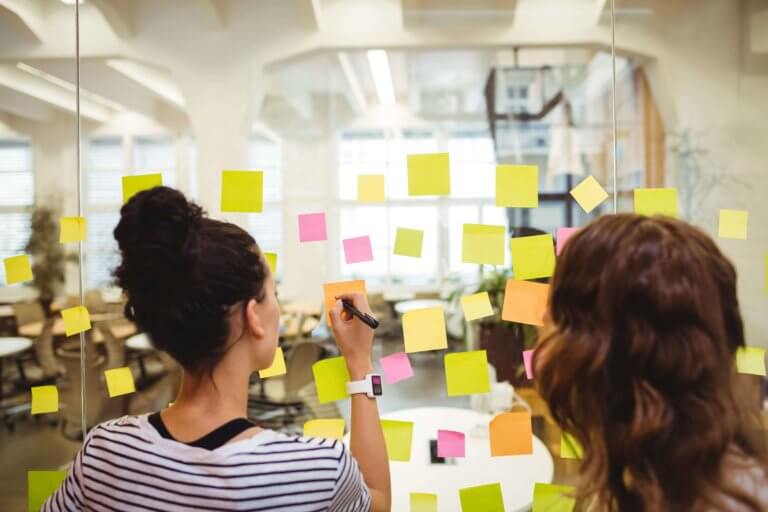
{"left": 445, "top": 350, "right": 491, "bottom": 396}
{"left": 407, "top": 153, "right": 450, "bottom": 196}
{"left": 462, "top": 224, "right": 506, "bottom": 265}
{"left": 560, "top": 432, "right": 583, "bottom": 459}
{"left": 459, "top": 482, "right": 505, "bottom": 512}
{"left": 264, "top": 252, "right": 277, "bottom": 275}
{"left": 221, "top": 170, "right": 264, "bottom": 212}
{"left": 28, "top": 470, "right": 66, "bottom": 512}
{"left": 496, "top": 165, "right": 538, "bottom": 208}
{"left": 381, "top": 419, "right": 414, "bottom": 462}
{"left": 735, "top": 346, "right": 766, "bottom": 376}
{"left": 122, "top": 173, "right": 163, "bottom": 204}
{"left": 4, "top": 254, "right": 33, "bottom": 285}
{"left": 59, "top": 217, "right": 87, "bottom": 243}
{"left": 718, "top": 209, "right": 748, "bottom": 240}
{"left": 31, "top": 385, "right": 58, "bottom": 415}
{"left": 312, "top": 357, "right": 350, "bottom": 403}
{"left": 532, "top": 483, "right": 576, "bottom": 512}
{"left": 410, "top": 493, "right": 438, "bottom": 512}
{"left": 510, "top": 234, "right": 555, "bottom": 280}
{"left": 358, "top": 174, "right": 385, "bottom": 202}
{"left": 633, "top": 188, "right": 678, "bottom": 218}
{"left": 394, "top": 228, "right": 424, "bottom": 258}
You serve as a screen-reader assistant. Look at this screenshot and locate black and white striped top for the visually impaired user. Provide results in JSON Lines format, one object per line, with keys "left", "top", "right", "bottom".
{"left": 42, "top": 414, "right": 371, "bottom": 511}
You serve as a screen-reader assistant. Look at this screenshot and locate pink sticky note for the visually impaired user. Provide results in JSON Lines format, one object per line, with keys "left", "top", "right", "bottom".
{"left": 379, "top": 352, "right": 414, "bottom": 384}
{"left": 298, "top": 213, "right": 327, "bottom": 242}
{"left": 522, "top": 349, "right": 534, "bottom": 379}
{"left": 343, "top": 236, "right": 374, "bottom": 264}
{"left": 556, "top": 227, "right": 580, "bottom": 256}
{"left": 437, "top": 429, "right": 465, "bottom": 458}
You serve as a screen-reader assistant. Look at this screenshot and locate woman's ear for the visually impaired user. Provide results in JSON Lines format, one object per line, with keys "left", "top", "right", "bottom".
{"left": 245, "top": 298, "right": 265, "bottom": 340}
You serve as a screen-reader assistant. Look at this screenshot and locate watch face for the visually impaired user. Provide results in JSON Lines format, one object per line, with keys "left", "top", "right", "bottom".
{"left": 371, "top": 375, "right": 383, "bottom": 396}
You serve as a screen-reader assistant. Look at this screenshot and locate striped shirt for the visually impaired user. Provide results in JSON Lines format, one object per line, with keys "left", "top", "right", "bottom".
{"left": 42, "top": 414, "right": 371, "bottom": 511}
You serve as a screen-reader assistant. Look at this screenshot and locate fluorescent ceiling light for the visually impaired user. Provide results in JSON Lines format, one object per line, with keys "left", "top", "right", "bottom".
{"left": 16, "top": 62, "right": 124, "bottom": 111}
{"left": 367, "top": 49, "right": 396, "bottom": 106}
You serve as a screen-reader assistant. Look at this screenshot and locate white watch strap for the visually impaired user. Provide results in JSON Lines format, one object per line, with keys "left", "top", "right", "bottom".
{"left": 346, "top": 379, "right": 371, "bottom": 395}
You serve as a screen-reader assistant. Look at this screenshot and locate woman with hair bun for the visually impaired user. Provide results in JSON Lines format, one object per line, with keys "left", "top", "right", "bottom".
{"left": 536, "top": 214, "right": 768, "bottom": 511}
{"left": 44, "top": 186, "right": 391, "bottom": 511}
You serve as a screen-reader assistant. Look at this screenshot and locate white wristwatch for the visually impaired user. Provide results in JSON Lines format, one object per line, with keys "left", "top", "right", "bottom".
{"left": 346, "top": 373, "right": 383, "bottom": 398}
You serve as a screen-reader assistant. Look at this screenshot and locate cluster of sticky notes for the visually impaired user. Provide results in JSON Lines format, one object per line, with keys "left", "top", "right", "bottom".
{"left": 323, "top": 280, "right": 367, "bottom": 323}
{"left": 462, "top": 224, "right": 506, "bottom": 265}
{"left": 718, "top": 209, "right": 748, "bottom": 240}
{"left": 394, "top": 227, "right": 424, "bottom": 258}
{"left": 532, "top": 483, "right": 576, "bottom": 512}
{"left": 3, "top": 254, "right": 33, "bottom": 285}
{"left": 31, "top": 385, "right": 58, "bottom": 415}
{"left": 560, "top": 432, "right": 583, "bottom": 459}
{"left": 381, "top": 419, "right": 414, "bottom": 461}
{"left": 570, "top": 175, "right": 608, "bottom": 213}
{"left": 444, "top": 350, "right": 490, "bottom": 396}
{"left": 312, "top": 356, "right": 350, "bottom": 403}
{"left": 258, "top": 347, "right": 286, "bottom": 378}
{"left": 407, "top": 153, "right": 450, "bottom": 196}
{"left": 104, "top": 367, "right": 136, "bottom": 397}
{"left": 459, "top": 483, "right": 505, "bottom": 512}
{"left": 502, "top": 280, "right": 549, "bottom": 326}
{"left": 28, "top": 470, "right": 67, "bottom": 512}
{"left": 122, "top": 173, "right": 162, "bottom": 203}
{"left": 303, "top": 418, "right": 345, "bottom": 440}
{"left": 358, "top": 174, "right": 385, "bottom": 202}
{"left": 510, "top": 234, "right": 555, "bottom": 280}
{"left": 633, "top": 187, "right": 678, "bottom": 217}
{"left": 264, "top": 252, "right": 277, "bottom": 275}
{"left": 298, "top": 212, "right": 328, "bottom": 242}
{"left": 496, "top": 165, "right": 538, "bottom": 208}
{"left": 437, "top": 429, "right": 465, "bottom": 458}
{"left": 735, "top": 346, "right": 766, "bottom": 376}
{"left": 460, "top": 292, "right": 494, "bottom": 321}
{"left": 379, "top": 351, "right": 414, "bottom": 384}
{"left": 403, "top": 307, "right": 447, "bottom": 353}
{"left": 60, "top": 305, "right": 91, "bottom": 337}
{"left": 221, "top": 170, "right": 264, "bottom": 212}
{"left": 410, "top": 493, "right": 438, "bottom": 512}
{"left": 490, "top": 411, "right": 533, "bottom": 456}
{"left": 59, "top": 217, "right": 87, "bottom": 243}
{"left": 343, "top": 236, "right": 374, "bottom": 264}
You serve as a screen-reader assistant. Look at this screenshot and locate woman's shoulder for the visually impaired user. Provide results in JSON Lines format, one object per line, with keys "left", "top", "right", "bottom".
{"left": 717, "top": 449, "right": 768, "bottom": 510}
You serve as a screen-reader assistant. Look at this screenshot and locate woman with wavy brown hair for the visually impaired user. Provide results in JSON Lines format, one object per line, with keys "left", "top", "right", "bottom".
{"left": 535, "top": 214, "right": 768, "bottom": 511}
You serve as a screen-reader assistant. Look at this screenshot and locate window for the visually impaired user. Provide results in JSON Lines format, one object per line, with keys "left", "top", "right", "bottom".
{"left": 246, "top": 135, "right": 283, "bottom": 270}
{"left": 0, "top": 140, "right": 34, "bottom": 283}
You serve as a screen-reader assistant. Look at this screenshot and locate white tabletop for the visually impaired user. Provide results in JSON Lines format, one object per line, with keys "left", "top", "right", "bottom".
{"left": 0, "top": 337, "right": 33, "bottom": 358}
{"left": 394, "top": 299, "right": 446, "bottom": 315}
{"left": 126, "top": 333, "right": 153, "bottom": 351}
{"left": 345, "top": 407, "right": 554, "bottom": 512}
{"left": 0, "top": 305, "right": 14, "bottom": 318}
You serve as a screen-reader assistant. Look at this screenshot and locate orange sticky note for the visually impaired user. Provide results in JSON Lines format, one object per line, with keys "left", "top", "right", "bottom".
{"left": 490, "top": 411, "right": 533, "bottom": 456}
{"left": 31, "top": 385, "right": 58, "bottom": 414}
{"left": 402, "top": 306, "right": 447, "bottom": 353}
{"left": 501, "top": 280, "right": 549, "bottom": 326}
{"left": 407, "top": 153, "right": 450, "bottom": 196}
{"left": 323, "top": 280, "right": 367, "bottom": 324}
{"left": 258, "top": 347, "right": 286, "bottom": 378}
{"left": 122, "top": 173, "right": 163, "bottom": 204}
{"left": 104, "top": 367, "right": 136, "bottom": 397}
{"left": 60, "top": 306, "right": 91, "bottom": 336}
{"left": 358, "top": 175, "right": 385, "bottom": 202}
{"left": 59, "top": 217, "right": 87, "bottom": 243}
{"left": 3, "top": 254, "right": 33, "bottom": 285}
{"left": 221, "top": 170, "right": 264, "bottom": 212}
{"left": 303, "top": 418, "right": 346, "bottom": 440}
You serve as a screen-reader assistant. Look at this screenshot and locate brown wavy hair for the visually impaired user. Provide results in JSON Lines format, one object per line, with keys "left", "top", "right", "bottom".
{"left": 535, "top": 214, "right": 766, "bottom": 511}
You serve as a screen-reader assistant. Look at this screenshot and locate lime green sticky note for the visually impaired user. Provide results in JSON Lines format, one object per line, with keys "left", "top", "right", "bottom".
{"left": 459, "top": 482, "right": 505, "bottom": 512}
{"left": 258, "top": 347, "right": 286, "bottom": 378}
{"left": 407, "top": 153, "right": 450, "bottom": 196}
{"left": 31, "top": 385, "right": 58, "bottom": 415}
{"left": 718, "top": 209, "right": 748, "bottom": 240}
{"left": 4, "top": 254, "right": 33, "bottom": 285}
{"left": 264, "top": 252, "right": 277, "bottom": 275}
{"left": 122, "top": 173, "right": 163, "bottom": 204}
{"left": 381, "top": 419, "right": 414, "bottom": 461}
{"left": 445, "top": 350, "right": 491, "bottom": 396}
{"left": 461, "top": 292, "right": 494, "bottom": 321}
{"left": 410, "top": 492, "right": 438, "bottom": 512}
{"left": 496, "top": 165, "right": 538, "bottom": 208}
{"left": 312, "top": 357, "right": 351, "bottom": 403}
{"left": 60, "top": 306, "right": 91, "bottom": 337}
{"left": 736, "top": 346, "right": 766, "bottom": 376}
{"left": 59, "top": 217, "right": 87, "bottom": 243}
{"left": 221, "top": 170, "right": 264, "bottom": 212}
{"left": 104, "top": 367, "right": 136, "bottom": 397}
{"left": 570, "top": 175, "right": 608, "bottom": 214}
{"left": 462, "top": 224, "right": 506, "bottom": 265}
{"left": 510, "top": 234, "right": 555, "bottom": 280}
{"left": 633, "top": 188, "right": 678, "bottom": 218}
{"left": 358, "top": 174, "right": 385, "bottom": 202}
{"left": 560, "top": 432, "right": 583, "bottom": 459}
{"left": 394, "top": 228, "right": 424, "bottom": 258}
{"left": 304, "top": 418, "right": 346, "bottom": 440}
{"left": 532, "top": 483, "right": 575, "bottom": 512}
{"left": 28, "top": 470, "right": 67, "bottom": 512}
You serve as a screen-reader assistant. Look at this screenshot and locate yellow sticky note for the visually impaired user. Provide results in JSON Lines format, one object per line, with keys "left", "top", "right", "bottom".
{"left": 461, "top": 292, "right": 494, "bottom": 321}
{"left": 264, "top": 252, "right": 277, "bottom": 275}
{"left": 221, "top": 170, "right": 264, "bottom": 212}
{"left": 765, "top": 254, "right": 768, "bottom": 296}
{"left": 560, "top": 432, "right": 583, "bottom": 459}
{"left": 258, "top": 347, "right": 286, "bottom": 378}
{"left": 31, "top": 385, "right": 58, "bottom": 415}
{"left": 394, "top": 228, "right": 424, "bottom": 258}
{"left": 104, "top": 367, "right": 136, "bottom": 397}
{"left": 403, "top": 307, "right": 447, "bottom": 353}
{"left": 3, "top": 254, "right": 33, "bottom": 285}
{"left": 410, "top": 493, "right": 438, "bottom": 512}
{"left": 407, "top": 153, "right": 450, "bottom": 196}
{"left": 532, "top": 483, "right": 576, "bottom": 512}
{"left": 358, "top": 175, "right": 385, "bottom": 202}
{"left": 381, "top": 419, "right": 414, "bottom": 462}
{"left": 736, "top": 346, "right": 766, "bottom": 376}
{"left": 312, "top": 356, "right": 350, "bottom": 403}
{"left": 304, "top": 418, "right": 346, "bottom": 440}
{"left": 490, "top": 411, "right": 533, "bottom": 456}
{"left": 570, "top": 175, "right": 608, "bottom": 214}
{"left": 496, "top": 164, "right": 538, "bottom": 208}
{"left": 501, "top": 280, "right": 549, "bottom": 326}
{"left": 444, "top": 350, "right": 491, "bottom": 396}
{"left": 59, "top": 217, "right": 87, "bottom": 243}
{"left": 323, "top": 280, "right": 367, "bottom": 324}
{"left": 718, "top": 209, "right": 748, "bottom": 240}
{"left": 459, "top": 483, "right": 505, "bottom": 512}
{"left": 28, "top": 471, "right": 67, "bottom": 512}
{"left": 122, "top": 173, "right": 163, "bottom": 204}
{"left": 633, "top": 188, "right": 678, "bottom": 218}
{"left": 60, "top": 306, "right": 91, "bottom": 337}
{"left": 510, "top": 234, "right": 555, "bottom": 280}
{"left": 462, "top": 224, "right": 506, "bottom": 265}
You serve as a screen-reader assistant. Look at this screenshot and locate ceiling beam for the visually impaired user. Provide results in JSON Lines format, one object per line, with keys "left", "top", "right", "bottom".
{"left": 297, "top": 0, "right": 324, "bottom": 31}
{"left": 336, "top": 52, "right": 368, "bottom": 114}
{"left": 593, "top": 0, "right": 609, "bottom": 25}
{"left": 197, "top": 0, "right": 228, "bottom": 29}
{"left": 88, "top": 0, "right": 135, "bottom": 39}
{"left": 106, "top": 59, "right": 186, "bottom": 109}
{"left": 0, "top": 86, "right": 53, "bottom": 121}
{"left": 0, "top": 0, "right": 44, "bottom": 43}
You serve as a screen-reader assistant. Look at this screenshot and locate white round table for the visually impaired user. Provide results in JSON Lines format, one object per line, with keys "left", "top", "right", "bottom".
{"left": 125, "top": 333, "right": 153, "bottom": 351}
{"left": 394, "top": 299, "right": 446, "bottom": 316}
{"left": 0, "top": 337, "right": 32, "bottom": 357}
{"left": 345, "top": 407, "right": 554, "bottom": 512}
